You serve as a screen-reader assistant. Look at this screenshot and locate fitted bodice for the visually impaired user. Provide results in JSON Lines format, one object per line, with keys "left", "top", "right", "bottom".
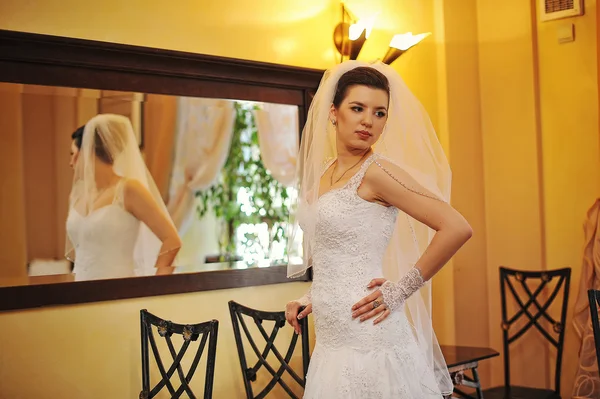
{"left": 310, "top": 154, "right": 407, "bottom": 349}
{"left": 312, "top": 154, "right": 398, "bottom": 285}
{"left": 66, "top": 180, "right": 140, "bottom": 281}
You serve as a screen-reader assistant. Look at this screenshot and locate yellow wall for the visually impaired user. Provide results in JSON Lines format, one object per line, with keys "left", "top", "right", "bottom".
{"left": 476, "top": 0, "right": 548, "bottom": 389}
{"left": 0, "top": 0, "right": 441, "bottom": 130}
{"left": 537, "top": 0, "right": 600, "bottom": 393}
{"left": 435, "top": 0, "right": 492, "bottom": 385}
{"left": 474, "top": 0, "right": 599, "bottom": 396}
{"left": 0, "top": 282, "right": 312, "bottom": 399}
{"left": 427, "top": 0, "right": 599, "bottom": 396}
{"left": 1, "top": 0, "right": 599, "bottom": 398}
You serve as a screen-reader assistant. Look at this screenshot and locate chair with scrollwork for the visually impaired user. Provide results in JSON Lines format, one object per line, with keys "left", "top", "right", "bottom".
{"left": 228, "top": 300, "right": 310, "bottom": 399}
{"left": 481, "top": 267, "right": 571, "bottom": 399}
{"left": 139, "top": 309, "right": 219, "bottom": 399}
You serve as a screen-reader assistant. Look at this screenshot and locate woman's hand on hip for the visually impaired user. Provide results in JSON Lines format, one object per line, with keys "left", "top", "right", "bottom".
{"left": 351, "top": 278, "right": 391, "bottom": 325}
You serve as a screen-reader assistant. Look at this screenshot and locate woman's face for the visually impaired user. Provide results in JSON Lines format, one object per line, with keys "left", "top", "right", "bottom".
{"left": 70, "top": 140, "right": 80, "bottom": 169}
{"left": 330, "top": 85, "right": 389, "bottom": 151}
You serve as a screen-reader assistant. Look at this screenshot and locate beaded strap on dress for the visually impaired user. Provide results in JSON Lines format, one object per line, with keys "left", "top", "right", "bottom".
{"left": 112, "top": 178, "right": 127, "bottom": 207}
{"left": 345, "top": 153, "right": 378, "bottom": 189}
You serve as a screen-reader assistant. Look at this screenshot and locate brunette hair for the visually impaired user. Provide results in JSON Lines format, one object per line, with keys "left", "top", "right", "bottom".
{"left": 332, "top": 67, "right": 390, "bottom": 107}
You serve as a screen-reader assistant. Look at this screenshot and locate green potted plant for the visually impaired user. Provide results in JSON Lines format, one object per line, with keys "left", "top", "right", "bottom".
{"left": 196, "top": 102, "right": 290, "bottom": 265}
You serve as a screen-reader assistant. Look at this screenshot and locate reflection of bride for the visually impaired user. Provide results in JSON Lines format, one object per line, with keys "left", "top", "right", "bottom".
{"left": 65, "top": 114, "right": 182, "bottom": 281}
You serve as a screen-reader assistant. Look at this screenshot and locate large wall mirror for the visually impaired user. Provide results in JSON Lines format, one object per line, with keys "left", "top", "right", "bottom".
{"left": 0, "top": 30, "right": 322, "bottom": 310}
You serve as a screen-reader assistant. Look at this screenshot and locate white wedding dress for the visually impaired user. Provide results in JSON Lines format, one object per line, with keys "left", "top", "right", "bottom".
{"left": 66, "top": 179, "right": 141, "bottom": 281}
{"left": 304, "top": 154, "right": 443, "bottom": 398}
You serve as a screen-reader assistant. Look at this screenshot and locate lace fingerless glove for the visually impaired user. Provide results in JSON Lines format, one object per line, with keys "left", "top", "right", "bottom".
{"left": 380, "top": 267, "right": 426, "bottom": 311}
{"left": 296, "top": 288, "right": 312, "bottom": 307}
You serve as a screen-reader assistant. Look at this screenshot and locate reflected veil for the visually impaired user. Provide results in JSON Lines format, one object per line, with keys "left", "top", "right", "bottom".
{"left": 65, "top": 114, "right": 175, "bottom": 276}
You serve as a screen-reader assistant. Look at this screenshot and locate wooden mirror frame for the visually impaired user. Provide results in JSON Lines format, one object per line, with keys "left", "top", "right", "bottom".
{"left": 0, "top": 29, "right": 322, "bottom": 311}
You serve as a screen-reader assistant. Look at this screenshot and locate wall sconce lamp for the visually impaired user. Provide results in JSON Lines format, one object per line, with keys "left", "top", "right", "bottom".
{"left": 381, "top": 32, "right": 431, "bottom": 65}
{"left": 332, "top": 4, "right": 431, "bottom": 65}
{"left": 333, "top": 4, "right": 376, "bottom": 63}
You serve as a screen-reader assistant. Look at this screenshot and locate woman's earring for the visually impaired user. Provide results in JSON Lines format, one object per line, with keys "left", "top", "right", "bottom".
{"left": 331, "top": 120, "right": 337, "bottom": 126}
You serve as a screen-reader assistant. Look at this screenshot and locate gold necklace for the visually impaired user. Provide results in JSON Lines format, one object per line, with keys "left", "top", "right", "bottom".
{"left": 330, "top": 152, "right": 370, "bottom": 186}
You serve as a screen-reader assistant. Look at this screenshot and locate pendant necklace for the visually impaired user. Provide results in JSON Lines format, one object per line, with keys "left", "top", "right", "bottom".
{"left": 330, "top": 152, "right": 370, "bottom": 186}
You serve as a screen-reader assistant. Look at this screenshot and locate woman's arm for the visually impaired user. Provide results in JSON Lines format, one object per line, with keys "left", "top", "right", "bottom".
{"left": 286, "top": 258, "right": 313, "bottom": 334}
{"left": 352, "top": 159, "right": 471, "bottom": 321}
{"left": 124, "top": 179, "right": 182, "bottom": 268}
{"left": 285, "top": 285, "right": 312, "bottom": 335}
{"left": 369, "top": 159, "right": 472, "bottom": 280}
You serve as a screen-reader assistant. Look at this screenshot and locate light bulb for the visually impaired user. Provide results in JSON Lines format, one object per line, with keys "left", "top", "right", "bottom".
{"left": 348, "top": 14, "right": 377, "bottom": 40}
{"left": 389, "top": 32, "right": 431, "bottom": 51}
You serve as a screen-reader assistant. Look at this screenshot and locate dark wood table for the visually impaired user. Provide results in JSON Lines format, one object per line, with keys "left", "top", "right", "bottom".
{"left": 441, "top": 345, "right": 500, "bottom": 399}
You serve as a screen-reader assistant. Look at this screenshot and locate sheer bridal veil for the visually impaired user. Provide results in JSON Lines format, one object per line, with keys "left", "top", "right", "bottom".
{"left": 65, "top": 114, "right": 175, "bottom": 275}
{"left": 287, "top": 60, "right": 454, "bottom": 396}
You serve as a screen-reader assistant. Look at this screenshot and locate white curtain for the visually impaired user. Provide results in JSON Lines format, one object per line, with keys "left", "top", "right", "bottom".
{"left": 253, "top": 103, "right": 299, "bottom": 187}
{"left": 167, "top": 97, "right": 236, "bottom": 235}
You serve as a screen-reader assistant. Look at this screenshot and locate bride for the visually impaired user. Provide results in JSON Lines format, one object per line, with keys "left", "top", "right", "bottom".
{"left": 65, "top": 114, "right": 181, "bottom": 281}
{"left": 285, "top": 61, "right": 472, "bottom": 398}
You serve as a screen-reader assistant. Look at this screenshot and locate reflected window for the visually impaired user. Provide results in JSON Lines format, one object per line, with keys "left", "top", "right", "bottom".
{"left": 191, "top": 101, "right": 302, "bottom": 267}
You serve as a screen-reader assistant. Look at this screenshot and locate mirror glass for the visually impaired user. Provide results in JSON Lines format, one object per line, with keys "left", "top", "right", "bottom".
{"left": 0, "top": 82, "right": 303, "bottom": 286}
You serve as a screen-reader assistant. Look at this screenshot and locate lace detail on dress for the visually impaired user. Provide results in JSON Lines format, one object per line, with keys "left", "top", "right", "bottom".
{"left": 380, "top": 267, "right": 426, "bottom": 311}
{"left": 304, "top": 153, "right": 444, "bottom": 398}
{"left": 66, "top": 178, "right": 140, "bottom": 281}
{"left": 311, "top": 154, "right": 399, "bottom": 349}
{"left": 112, "top": 178, "right": 127, "bottom": 207}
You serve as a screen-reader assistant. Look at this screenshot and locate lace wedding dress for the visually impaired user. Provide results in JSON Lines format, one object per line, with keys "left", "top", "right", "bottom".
{"left": 303, "top": 154, "right": 444, "bottom": 398}
{"left": 66, "top": 179, "right": 141, "bottom": 281}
